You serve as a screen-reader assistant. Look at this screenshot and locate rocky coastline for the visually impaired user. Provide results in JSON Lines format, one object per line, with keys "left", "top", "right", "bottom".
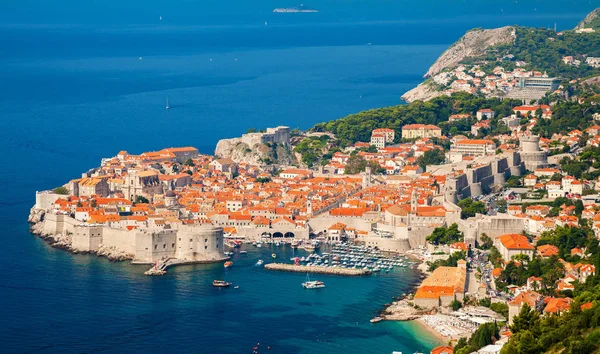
{"left": 377, "top": 257, "right": 433, "bottom": 321}
{"left": 28, "top": 207, "right": 134, "bottom": 262}
{"left": 401, "top": 26, "right": 516, "bottom": 102}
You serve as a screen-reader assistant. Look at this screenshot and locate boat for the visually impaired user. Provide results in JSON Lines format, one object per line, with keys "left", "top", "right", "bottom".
{"left": 213, "top": 280, "right": 231, "bottom": 287}
{"left": 370, "top": 316, "right": 384, "bottom": 323}
{"left": 256, "top": 259, "right": 264, "bottom": 266}
{"left": 302, "top": 274, "right": 325, "bottom": 289}
{"left": 240, "top": 250, "right": 248, "bottom": 254}
{"left": 165, "top": 98, "right": 170, "bottom": 110}
{"left": 271, "top": 253, "right": 277, "bottom": 259}
{"left": 234, "top": 285, "right": 240, "bottom": 289}
{"left": 303, "top": 244, "right": 316, "bottom": 252}
{"left": 256, "top": 242, "right": 262, "bottom": 248}
{"left": 224, "top": 261, "right": 233, "bottom": 268}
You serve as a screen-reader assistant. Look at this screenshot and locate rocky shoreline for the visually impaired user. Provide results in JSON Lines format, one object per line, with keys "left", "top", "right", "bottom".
{"left": 378, "top": 256, "right": 433, "bottom": 321}
{"left": 28, "top": 207, "right": 134, "bottom": 262}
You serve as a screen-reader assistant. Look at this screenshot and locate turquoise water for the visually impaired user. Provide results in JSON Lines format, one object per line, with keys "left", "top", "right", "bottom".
{"left": 0, "top": 0, "right": 596, "bottom": 353}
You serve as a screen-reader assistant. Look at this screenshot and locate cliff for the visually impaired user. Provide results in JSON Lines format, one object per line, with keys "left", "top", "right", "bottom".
{"left": 400, "top": 82, "right": 441, "bottom": 103}
{"left": 575, "top": 8, "right": 600, "bottom": 29}
{"left": 424, "top": 26, "right": 515, "bottom": 78}
{"left": 214, "top": 138, "right": 297, "bottom": 165}
{"left": 401, "top": 26, "right": 516, "bottom": 102}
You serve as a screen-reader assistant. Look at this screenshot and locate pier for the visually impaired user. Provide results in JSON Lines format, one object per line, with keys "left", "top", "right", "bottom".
{"left": 264, "top": 263, "right": 371, "bottom": 276}
{"left": 144, "top": 256, "right": 230, "bottom": 276}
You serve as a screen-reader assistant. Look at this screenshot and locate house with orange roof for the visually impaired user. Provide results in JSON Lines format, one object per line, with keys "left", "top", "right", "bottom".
{"left": 414, "top": 262, "right": 467, "bottom": 308}
{"left": 372, "top": 128, "right": 395, "bottom": 143}
{"left": 534, "top": 168, "right": 561, "bottom": 178}
{"left": 450, "top": 242, "right": 469, "bottom": 253}
{"left": 536, "top": 244, "right": 559, "bottom": 258}
{"left": 431, "top": 345, "right": 453, "bottom": 354}
{"left": 401, "top": 124, "right": 441, "bottom": 139}
{"left": 579, "top": 264, "right": 596, "bottom": 283}
{"left": 523, "top": 175, "right": 538, "bottom": 188}
{"left": 327, "top": 222, "right": 347, "bottom": 241}
{"left": 507, "top": 205, "right": 522, "bottom": 216}
{"left": 495, "top": 234, "right": 534, "bottom": 260}
{"left": 508, "top": 291, "right": 543, "bottom": 324}
{"left": 525, "top": 205, "right": 550, "bottom": 217}
{"left": 543, "top": 297, "right": 572, "bottom": 315}
{"left": 448, "top": 113, "right": 471, "bottom": 122}
{"left": 526, "top": 276, "right": 542, "bottom": 291}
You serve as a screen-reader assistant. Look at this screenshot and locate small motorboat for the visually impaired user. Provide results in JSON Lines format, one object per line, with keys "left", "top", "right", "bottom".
{"left": 256, "top": 259, "right": 264, "bottom": 266}
{"left": 213, "top": 280, "right": 231, "bottom": 287}
{"left": 302, "top": 274, "right": 325, "bottom": 289}
{"left": 234, "top": 285, "right": 240, "bottom": 289}
{"left": 370, "top": 316, "right": 384, "bottom": 323}
{"left": 271, "top": 253, "right": 277, "bottom": 259}
{"left": 240, "top": 250, "right": 248, "bottom": 254}
{"left": 224, "top": 261, "right": 233, "bottom": 268}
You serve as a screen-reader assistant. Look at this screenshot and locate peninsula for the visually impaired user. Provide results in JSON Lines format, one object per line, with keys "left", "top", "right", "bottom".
{"left": 28, "top": 8, "right": 600, "bottom": 354}
{"left": 401, "top": 9, "right": 600, "bottom": 103}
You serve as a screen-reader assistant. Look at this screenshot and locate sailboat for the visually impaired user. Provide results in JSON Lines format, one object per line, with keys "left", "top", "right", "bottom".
{"left": 165, "top": 98, "right": 170, "bottom": 110}
{"left": 302, "top": 273, "right": 325, "bottom": 289}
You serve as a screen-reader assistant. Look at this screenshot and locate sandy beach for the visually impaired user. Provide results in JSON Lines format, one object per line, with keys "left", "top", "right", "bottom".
{"left": 414, "top": 318, "right": 448, "bottom": 342}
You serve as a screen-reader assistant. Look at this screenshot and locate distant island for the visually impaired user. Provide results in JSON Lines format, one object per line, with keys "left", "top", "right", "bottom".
{"left": 273, "top": 4, "right": 318, "bottom": 13}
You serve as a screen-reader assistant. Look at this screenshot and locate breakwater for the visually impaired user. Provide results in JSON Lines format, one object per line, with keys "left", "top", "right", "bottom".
{"left": 264, "top": 263, "right": 371, "bottom": 276}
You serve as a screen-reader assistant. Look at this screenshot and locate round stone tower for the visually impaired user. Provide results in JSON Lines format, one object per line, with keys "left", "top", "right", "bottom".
{"left": 519, "top": 135, "right": 548, "bottom": 171}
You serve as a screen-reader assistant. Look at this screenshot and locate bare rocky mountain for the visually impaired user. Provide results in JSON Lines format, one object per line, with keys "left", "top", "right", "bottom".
{"left": 574, "top": 8, "right": 600, "bottom": 29}
{"left": 401, "top": 26, "right": 516, "bottom": 102}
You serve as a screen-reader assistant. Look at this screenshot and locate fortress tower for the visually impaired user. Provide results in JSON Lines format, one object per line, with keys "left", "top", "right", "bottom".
{"left": 518, "top": 135, "right": 548, "bottom": 171}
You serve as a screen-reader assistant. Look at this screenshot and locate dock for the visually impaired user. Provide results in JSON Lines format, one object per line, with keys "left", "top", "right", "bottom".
{"left": 264, "top": 263, "right": 371, "bottom": 276}
{"left": 144, "top": 256, "right": 230, "bottom": 276}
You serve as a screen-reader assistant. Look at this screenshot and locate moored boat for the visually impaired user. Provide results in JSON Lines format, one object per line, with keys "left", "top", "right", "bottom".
{"left": 256, "top": 259, "right": 264, "bottom": 266}
{"left": 370, "top": 316, "right": 383, "bottom": 323}
{"left": 224, "top": 261, "right": 233, "bottom": 268}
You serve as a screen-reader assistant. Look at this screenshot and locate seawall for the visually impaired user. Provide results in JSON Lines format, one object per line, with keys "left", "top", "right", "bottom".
{"left": 264, "top": 263, "right": 371, "bottom": 276}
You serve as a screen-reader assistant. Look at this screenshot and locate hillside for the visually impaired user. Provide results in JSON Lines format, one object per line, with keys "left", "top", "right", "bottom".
{"left": 575, "top": 8, "right": 600, "bottom": 29}
{"left": 402, "top": 9, "right": 600, "bottom": 103}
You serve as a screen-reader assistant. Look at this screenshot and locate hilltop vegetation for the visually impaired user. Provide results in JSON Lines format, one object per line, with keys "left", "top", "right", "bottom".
{"left": 311, "top": 93, "right": 521, "bottom": 147}
{"left": 495, "top": 27, "right": 600, "bottom": 80}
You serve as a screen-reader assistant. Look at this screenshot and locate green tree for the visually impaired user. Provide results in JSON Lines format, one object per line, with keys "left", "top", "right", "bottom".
{"left": 53, "top": 186, "right": 69, "bottom": 195}
{"left": 426, "top": 223, "right": 464, "bottom": 245}
{"left": 135, "top": 196, "right": 150, "bottom": 204}
{"left": 184, "top": 158, "right": 195, "bottom": 167}
{"left": 417, "top": 148, "right": 446, "bottom": 170}
{"left": 510, "top": 303, "right": 540, "bottom": 335}
{"left": 478, "top": 233, "right": 493, "bottom": 250}
{"left": 458, "top": 198, "right": 486, "bottom": 219}
{"left": 451, "top": 299, "right": 463, "bottom": 311}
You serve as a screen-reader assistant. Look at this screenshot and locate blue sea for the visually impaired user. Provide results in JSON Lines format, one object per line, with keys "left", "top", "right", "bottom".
{"left": 0, "top": 1, "right": 595, "bottom": 353}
